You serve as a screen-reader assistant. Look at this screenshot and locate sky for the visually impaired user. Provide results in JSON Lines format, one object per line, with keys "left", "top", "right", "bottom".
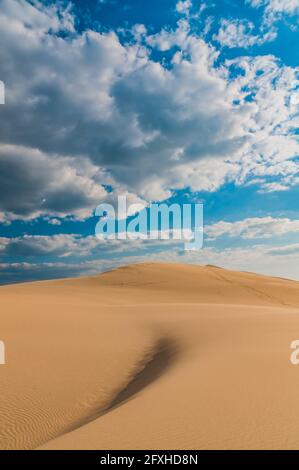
{"left": 0, "top": 0, "right": 298, "bottom": 284}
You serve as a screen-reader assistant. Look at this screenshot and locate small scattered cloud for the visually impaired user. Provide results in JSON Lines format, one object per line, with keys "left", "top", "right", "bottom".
{"left": 176, "top": 0, "right": 192, "bottom": 15}
{"left": 214, "top": 18, "right": 277, "bottom": 48}
{"left": 206, "top": 217, "right": 299, "bottom": 240}
{"left": 247, "top": 0, "right": 299, "bottom": 25}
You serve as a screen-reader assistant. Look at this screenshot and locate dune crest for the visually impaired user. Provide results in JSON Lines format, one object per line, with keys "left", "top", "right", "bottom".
{"left": 1, "top": 263, "right": 299, "bottom": 449}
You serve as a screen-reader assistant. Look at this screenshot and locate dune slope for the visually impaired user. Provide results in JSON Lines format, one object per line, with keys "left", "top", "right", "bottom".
{"left": 1, "top": 263, "right": 299, "bottom": 449}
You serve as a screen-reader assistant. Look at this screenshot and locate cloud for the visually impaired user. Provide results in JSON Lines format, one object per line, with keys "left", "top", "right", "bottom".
{"left": 0, "top": 144, "right": 108, "bottom": 220}
{"left": 0, "top": 233, "right": 133, "bottom": 259}
{"left": 146, "top": 18, "right": 191, "bottom": 50}
{"left": 0, "top": 230, "right": 194, "bottom": 283}
{"left": 225, "top": 55, "right": 299, "bottom": 192}
{"left": 267, "top": 0, "right": 299, "bottom": 15}
{"left": 247, "top": 0, "right": 299, "bottom": 24}
{"left": 3, "top": 238, "right": 299, "bottom": 285}
{"left": 248, "top": 0, "right": 299, "bottom": 15}
{"left": 0, "top": 0, "right": 297, "bottom": 224}
{"left": 44, "top": 217, "right": 62, "bottom": 226}
{"left": 0, "top": 231, "right": 190, "bottom": 262}
{"left": 206, "top": 217, "right": 299, "bottom": 240}
{"left": 0, "top": 234, "right": 99, "bottom": 258}
{"left": 179, "top": 243, "right": 299, "bottom": 280}
{"left": 3, "top": 214, "right": 299, "bottom": 264}
{"left": 0, "top": 260, "right": 98, "bottom": 285}
{"left": 176, "top": 0, "right": 192, "bottom": 15}
{"left": 214, "top": 18, "right": 277, "bottom": 48}
{"left": 0, "top": 0, "right": 75, "bottom": 34}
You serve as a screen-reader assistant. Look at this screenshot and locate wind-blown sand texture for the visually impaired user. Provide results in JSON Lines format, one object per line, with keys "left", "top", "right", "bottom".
{"left": 1, "top": 262, "right": 299, "bottom": 450}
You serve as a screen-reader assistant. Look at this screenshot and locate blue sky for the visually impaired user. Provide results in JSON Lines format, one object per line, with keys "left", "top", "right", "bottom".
{"left": 0, "top": 0, "right": 298, "bottom": 283}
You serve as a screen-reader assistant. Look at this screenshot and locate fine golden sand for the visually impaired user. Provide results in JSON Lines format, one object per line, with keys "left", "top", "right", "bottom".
{"left": 1, "top": 262, "right": 299, "bottom": 450}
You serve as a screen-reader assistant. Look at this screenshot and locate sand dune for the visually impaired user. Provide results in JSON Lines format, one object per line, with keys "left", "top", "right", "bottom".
{"left": 1, "top": 263, "right": 299, "bottom": 449}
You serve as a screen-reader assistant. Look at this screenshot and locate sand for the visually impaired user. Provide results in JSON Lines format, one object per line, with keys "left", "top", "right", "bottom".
{"left": 1, "top": 262, "right": 299, "bottom": 449}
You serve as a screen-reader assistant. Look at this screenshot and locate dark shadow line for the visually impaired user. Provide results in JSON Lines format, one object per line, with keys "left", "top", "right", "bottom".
{"left": 50, "top": 337, "right": 179, "bottom": 442}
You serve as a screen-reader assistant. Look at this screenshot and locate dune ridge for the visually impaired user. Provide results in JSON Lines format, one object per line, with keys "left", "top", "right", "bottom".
{"left": 1, "top": 263, "right": 299, "bottom": 449}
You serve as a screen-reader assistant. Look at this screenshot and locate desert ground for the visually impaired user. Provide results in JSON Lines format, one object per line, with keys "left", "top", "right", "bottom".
{"left": 1, "top": 262, "right": 299, "bottom": 449}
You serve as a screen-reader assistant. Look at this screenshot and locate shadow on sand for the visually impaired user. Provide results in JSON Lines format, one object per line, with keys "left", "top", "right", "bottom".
{"left": 53, "top": 336, "right": 179, "bottom": 442}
